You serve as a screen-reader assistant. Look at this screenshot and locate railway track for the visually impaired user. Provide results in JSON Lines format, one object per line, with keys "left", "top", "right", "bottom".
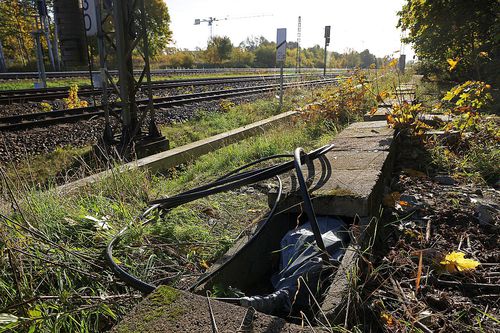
{"left": 0, "top": 73, "right": 338, "bottom": 104}
{"left": 0, "top": 68, "right": 348, "bottom": 81}
{"left": 0, "top": 78, "right": 340, "bottom": 131}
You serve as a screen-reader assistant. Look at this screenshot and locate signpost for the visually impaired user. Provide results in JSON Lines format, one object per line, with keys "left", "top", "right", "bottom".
{"left": 83, "top": 0, "right": 98, "bottom": 36}
{"left": 398, "top": 54, "right": 406, "bottom": 73}
{"left": 276, "top": 28, "right": 286, "bottom": 110}
{"left": 324, "top": 26, "right": 331, "bottom": 76}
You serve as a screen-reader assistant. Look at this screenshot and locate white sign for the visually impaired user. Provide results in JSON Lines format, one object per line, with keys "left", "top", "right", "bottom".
{"left": 276, "top": 28, "right": 287, "bottom": 63}
{"left": 82, "top": 0, "right": 98, "bottom": 36}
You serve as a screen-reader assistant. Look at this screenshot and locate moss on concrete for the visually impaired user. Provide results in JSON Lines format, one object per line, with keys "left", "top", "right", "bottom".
{"left": 113, "top": 286, "right": 185, "bottom": 333}
{"left": 318, "top": 186, "right": 358, "bottom": 197}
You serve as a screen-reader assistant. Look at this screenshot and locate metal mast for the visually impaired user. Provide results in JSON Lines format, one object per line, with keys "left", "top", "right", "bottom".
{"left": 36, "top": 0, "right": 56, "bottom": 70}
{"left": 33, "top": 15, "right": 47, "bottom": 88}
{"left": 96, "top": 0, "right": 167, "bottom": 157}
{"left": 296, "top": 16, "right": 301, "bottom": 74}
{"left": 323, "top": 26, "right": 331, "bottom": 76}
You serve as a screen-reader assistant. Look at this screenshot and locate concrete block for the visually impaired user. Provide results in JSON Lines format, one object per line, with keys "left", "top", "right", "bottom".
{"left": 347, "top": 120, "right": 389, "bottom": 129}
{"left": 268, "top": 121, "right": 395, "bottom": 217}
{"left": 331, "top": 136, "right": 393, "bottom": 152}
{"left": 271, "top": 169, "right": 384, "bottom": 217}
{"left": 112, "top": 286, "right": 314, "bottom": 333}
{"left": 336, "top": 125, "right": 393, "bottom": 139}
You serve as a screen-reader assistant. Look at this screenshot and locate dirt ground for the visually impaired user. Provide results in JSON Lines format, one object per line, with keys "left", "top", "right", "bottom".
{"left": 365, "top": 135, "right": 499, "bottom": 332}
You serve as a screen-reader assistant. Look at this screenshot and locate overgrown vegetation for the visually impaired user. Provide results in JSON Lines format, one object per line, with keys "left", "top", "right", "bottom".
{"left": 387, "top": 77, "right": 498, "bottom": 184}
{"left": 0, "top": 77, "right": 373, "bottom": 332}
{"left": 63, "top": 84, "right": 88, "bottom": 109}
{"left": 338, "top": 64, "right": 498, "bottom": 333}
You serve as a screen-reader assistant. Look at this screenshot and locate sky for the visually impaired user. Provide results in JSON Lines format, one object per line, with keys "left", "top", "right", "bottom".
{"left": 164, "top": 0, "right": 414, "bottom": 59}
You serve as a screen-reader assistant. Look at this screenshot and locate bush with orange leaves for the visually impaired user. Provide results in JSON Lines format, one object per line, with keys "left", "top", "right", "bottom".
{"left": 297, "top": 70, "right": 371, "bottom": 134}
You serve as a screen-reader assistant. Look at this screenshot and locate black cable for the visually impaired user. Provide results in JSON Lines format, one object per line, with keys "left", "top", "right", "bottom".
{"left": 105, "top": 144, "right": 334, "bottom": 293}
{"left": 293, "top": 148, "right": 327, "bottom": 254}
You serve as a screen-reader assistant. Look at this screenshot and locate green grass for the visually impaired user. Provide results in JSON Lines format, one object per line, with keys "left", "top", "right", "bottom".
{"left": 161, "top": 93, "right": 301, "bottom": 148}
{"left": 0, "top": 72, "right": 286, "bottom": 91}
{"left": 0, "top": 78, "right": 91, "bottom": 90}
{"left": 0, "top": 120, "right": 336, "bottom": 332}
{"left": 0, "top": 76, "right": 371, "bottom": 332}
{"left": 4, "top": 146, "right": 92, "bottom": 187}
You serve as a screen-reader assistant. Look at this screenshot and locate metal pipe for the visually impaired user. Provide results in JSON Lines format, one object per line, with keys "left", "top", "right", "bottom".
{"left": 96, "top": 0, "right": 113, "bottom": 143}
{"left": 139, "top": 0, "right": 161, "bottom": 138}
{"left": 33, "top": 18, "right": 47, "bottom": 88}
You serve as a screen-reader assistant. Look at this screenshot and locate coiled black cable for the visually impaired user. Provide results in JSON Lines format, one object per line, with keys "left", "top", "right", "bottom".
{"left": 105, "top": 144, "right": 334, "bottom": 293}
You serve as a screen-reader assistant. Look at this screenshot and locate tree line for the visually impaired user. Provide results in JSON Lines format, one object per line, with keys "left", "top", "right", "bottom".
{"left": 157, "top": 36, "right": 387, "bottom": 69}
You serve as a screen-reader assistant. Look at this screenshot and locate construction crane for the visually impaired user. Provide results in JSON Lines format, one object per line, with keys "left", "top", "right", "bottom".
{"left": 194, "top": 14, "right": 272, "bottom": 39}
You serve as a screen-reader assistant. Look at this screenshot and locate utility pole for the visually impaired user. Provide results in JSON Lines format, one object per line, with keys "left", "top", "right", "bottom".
{"left": 95, "top": 0, "right": 113, "bottom": 143}
{"left": 33, "top": 16, "right": 47, "bottom": 88}
{"left": 114, "top": 0, "right": 138, "bottom": 144}
{"left": 323, "top": 26, "right": 331, "bottom": 77}
{"left": 276, "top": 28, "right": 286, "bottom": 110}
{"left": 0, "top": 40, "right": 6, "bottom": 72}
{"left": 296, "top": 16, "right": 301, "bottom": 74}
{"left": 51, "top": 10, "right": 62, "bottom": 70}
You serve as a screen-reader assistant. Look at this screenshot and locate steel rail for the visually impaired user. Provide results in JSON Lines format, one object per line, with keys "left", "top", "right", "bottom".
{"left": 0, "top": 78, "right": 340, "bottom": 131}
{"left": 0, "top": 68, "right": 349, "bottom": 80}
{"left": 0, "top": 73, "right": 337, "bottom": 104}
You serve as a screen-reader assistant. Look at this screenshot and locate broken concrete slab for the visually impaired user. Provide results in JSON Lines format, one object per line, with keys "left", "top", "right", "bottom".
{"left": 111, "top": 286, "right": 316, "bottom": 333}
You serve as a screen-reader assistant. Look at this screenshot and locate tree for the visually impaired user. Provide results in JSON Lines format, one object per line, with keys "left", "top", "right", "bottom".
{"left": 205, "top": 36, "right": 233, "bottom": 65}
{"left": 0, "top": 1, "right": 36, "bottom": 65}
{"left": 398, "top": 0, "right": 499, "bottom": 81}
{"left": 144, "top": 0, "right": 173, "bottom": 57}
{"left": 230, "top": 47, "right": 254, "bottom": 67}
{"left": 343, "top": 49, "right": 361, "bottom": 68}
{"left": 166, "top": 51, "right": 194, "bottom": 68}
{"left": 359, "top": 49, "right": 376, "bottom": 68}
{"left": 254, "top": 44, "right": 275, "bottom": 67}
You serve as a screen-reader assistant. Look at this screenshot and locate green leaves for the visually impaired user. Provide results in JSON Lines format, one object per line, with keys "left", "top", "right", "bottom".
{"left": 398, "top": 0, "right": 499, "bottom": 81}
